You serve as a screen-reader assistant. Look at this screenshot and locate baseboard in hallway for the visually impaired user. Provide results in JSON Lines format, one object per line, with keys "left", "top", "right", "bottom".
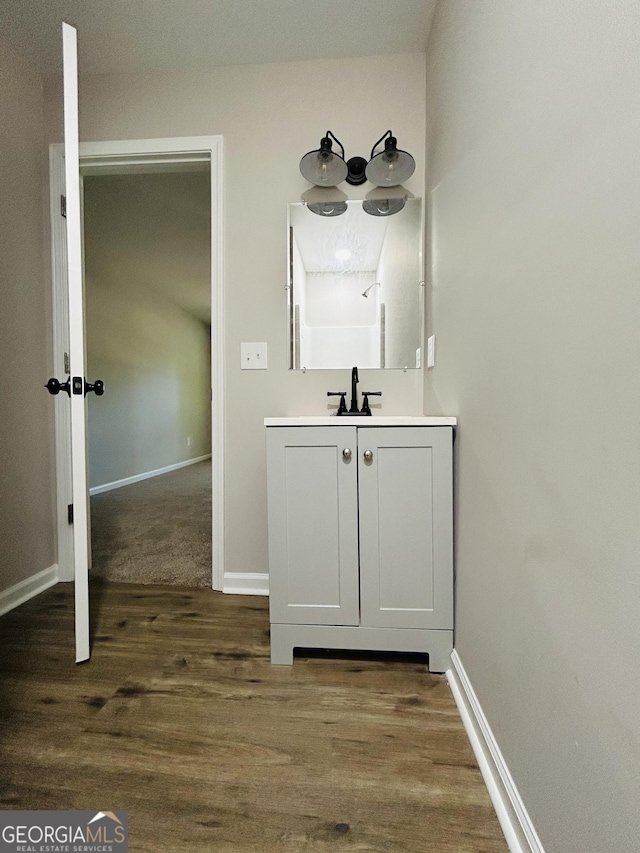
{"left": 89, "top": 454, "right": 212, "bottom": 496}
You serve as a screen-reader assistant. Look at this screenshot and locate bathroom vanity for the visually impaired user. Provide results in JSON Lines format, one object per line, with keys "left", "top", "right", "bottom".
{"left": 265, "top": 417, "right": 456, "bottom": 672}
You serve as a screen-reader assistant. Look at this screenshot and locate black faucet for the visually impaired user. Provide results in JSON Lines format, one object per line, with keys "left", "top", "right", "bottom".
{"left": 328, "top": 367, "right": 382, "bottom": 416}
{"left": 349, "top": 366, "right": 360, "bottom": 413}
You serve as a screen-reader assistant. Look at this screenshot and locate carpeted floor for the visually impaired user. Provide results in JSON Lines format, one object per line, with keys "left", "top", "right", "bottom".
{"left": 90, "top": 459, "right": 212, "bottom": 587}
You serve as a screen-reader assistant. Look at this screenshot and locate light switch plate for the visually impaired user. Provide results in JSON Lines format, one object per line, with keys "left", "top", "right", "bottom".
{"left": 241, "top": 342, "right": 268, "bottom": 369}
{"left": 427, "top": 335, "right": 435, "bottom": 369}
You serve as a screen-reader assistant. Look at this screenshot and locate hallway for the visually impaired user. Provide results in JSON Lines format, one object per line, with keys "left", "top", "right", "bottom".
{"left": 90, "top": 460, "right": 212, "bottom": 587}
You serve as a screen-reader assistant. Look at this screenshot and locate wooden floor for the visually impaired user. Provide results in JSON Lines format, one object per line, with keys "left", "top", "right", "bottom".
{"left": 0, "top": 583, "right": 507, "bottom": 852}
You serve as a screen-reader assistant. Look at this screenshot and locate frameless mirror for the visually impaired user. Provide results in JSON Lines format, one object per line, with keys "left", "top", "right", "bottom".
{"left": 287, "top": 198, "right": 423, "bottom": 369}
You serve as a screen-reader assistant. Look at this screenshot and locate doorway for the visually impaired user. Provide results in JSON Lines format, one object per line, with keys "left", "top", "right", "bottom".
{"left": 83, "top": 170, "right": 212, "bottom": 586}
{"left": 49, "top": 137, "right": 224, "bottom": 590}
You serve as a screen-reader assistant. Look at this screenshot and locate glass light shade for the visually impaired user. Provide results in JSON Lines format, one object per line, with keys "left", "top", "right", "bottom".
{"left": 365, "top": 133, "right": 415, "bottom": 187}
{"left": 366, "top": 149, "right": 415, "bottom": 186}
{"left": 300, "top": 149, "right": 348, "bottom": 187}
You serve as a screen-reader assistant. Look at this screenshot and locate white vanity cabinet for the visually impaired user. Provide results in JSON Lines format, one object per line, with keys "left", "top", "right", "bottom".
{"left": 265, "top": 418, "right": 455, "bottom": 672}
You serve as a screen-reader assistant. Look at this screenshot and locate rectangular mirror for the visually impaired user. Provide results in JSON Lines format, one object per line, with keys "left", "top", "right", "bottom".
{"left": 287, "top": 198, "right": 423, "bottom": 370}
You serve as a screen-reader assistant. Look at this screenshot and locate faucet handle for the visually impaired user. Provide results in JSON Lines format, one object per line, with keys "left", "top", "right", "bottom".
{"left": 360, "top": 391, "right": 382, "bottom": 416}
{"left": 327, "top": 391, "right": 348, "bottom": 416}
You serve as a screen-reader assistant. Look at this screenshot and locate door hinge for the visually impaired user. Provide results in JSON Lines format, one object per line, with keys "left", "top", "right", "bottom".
{"left": 60, "top": 195, "right": 67, "bottom": 218}
{"left": 68, "top": 503, "right": 74, "bottom": 524}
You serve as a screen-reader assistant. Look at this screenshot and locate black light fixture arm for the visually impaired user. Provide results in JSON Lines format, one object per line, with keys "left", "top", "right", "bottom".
{"left": 370, "top": 129, "right": 393, "bottom": 159}
{"left": 323, "top": 130, "right": 345, "bottom": 160}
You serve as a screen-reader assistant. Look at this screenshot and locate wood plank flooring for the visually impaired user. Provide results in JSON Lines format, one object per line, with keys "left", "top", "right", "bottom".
{"left": 0, "top": 583, "right": 507, "bottom": 852}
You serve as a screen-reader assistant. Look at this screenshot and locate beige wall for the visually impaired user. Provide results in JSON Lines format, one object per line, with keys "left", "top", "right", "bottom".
{"left": 85, "top": 288, "right": 211, "bottom": 488}
{"left": 83, "top": 173, "right": 211, "bottom": 489}
{"left": 0, "top": 40, "right": 56, "bottom": 592}
{"left": 46, "top": 52, "right": 426, "bottom": 574}
{"left": 424, "top": 2, "right": 640, "bottom": 850}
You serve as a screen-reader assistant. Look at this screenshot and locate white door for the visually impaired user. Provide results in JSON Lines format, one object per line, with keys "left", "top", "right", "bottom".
{"left": 63, "top": 22, "right": 90, "bottom": 663}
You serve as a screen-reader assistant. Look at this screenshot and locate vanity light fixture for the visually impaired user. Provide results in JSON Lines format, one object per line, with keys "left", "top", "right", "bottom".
{"left": 300, "top": 131, "right": 368, "bottom": 187}
{"left": 345, "top": 156, "right": 368, "bottom": 186}
{"left": 299, "top": 131, "right": 348, "bottom": 187}
{"left": 365, "top": 130, "right": 415, "bottom": 187}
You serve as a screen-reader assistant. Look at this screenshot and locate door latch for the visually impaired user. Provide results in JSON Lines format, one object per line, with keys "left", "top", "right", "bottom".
{"left": 72, "top": 377, "right": 105, "bottom": 396}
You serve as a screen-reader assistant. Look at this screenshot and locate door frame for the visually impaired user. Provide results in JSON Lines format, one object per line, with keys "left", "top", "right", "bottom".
{"left": 49, "top": 135, "right": 225, "bottom": 590}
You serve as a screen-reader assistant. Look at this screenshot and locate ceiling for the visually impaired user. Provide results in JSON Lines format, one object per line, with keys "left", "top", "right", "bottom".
{"left": 0, "top": 0, "right": 437, "bottom": 76}
{"left": 291, "top": 202, "right": 388, "bottom": 273}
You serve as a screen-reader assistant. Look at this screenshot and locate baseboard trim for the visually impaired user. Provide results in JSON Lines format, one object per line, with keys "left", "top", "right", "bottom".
{"left": 222, "top": 572, "right": 269, "bottom": 596}
{"left": 447, "top": 650, "right": 545, "bottom": 853}
{"left": 0, "top": 564, "right": 59, "bottom": 617}
{"left": 89, "top": 454, "right": 212, "bottom": 496}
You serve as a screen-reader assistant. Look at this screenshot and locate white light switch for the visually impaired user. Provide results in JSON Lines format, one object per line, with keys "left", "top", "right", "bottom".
{"left": 241, "top": 342, "right": 268, "bottom": 369}
{"left": 427, "top": 335, "right": 435, "bottom": 369}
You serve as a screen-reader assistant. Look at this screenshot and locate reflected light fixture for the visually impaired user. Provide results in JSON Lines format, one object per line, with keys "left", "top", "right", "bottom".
{"left": 301, "top": 185, "right": 348, "bottom": 217}
{"left": 365, "top": 130, "right": 415, "bottom": 187}
{"left": 306, "top": 200, "right": 348, "bottom": 217}
{"left": 363, "top": 196, "right": 407, "bottom": 217}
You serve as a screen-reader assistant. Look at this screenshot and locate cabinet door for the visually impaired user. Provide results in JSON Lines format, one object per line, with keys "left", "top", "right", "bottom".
{"left": 358, "top": 427, "right": 453, "bottom": 630}
{"left": 267, "top": 427, "right": 359, "bottom": 626}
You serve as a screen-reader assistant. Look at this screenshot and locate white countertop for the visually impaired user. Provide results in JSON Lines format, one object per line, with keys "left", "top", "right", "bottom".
{"left": 264, "top": 416, "right": 457, "bottom": 427}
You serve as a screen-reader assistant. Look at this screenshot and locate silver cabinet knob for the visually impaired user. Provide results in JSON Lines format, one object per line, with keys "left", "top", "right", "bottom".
{"left": 342, "top": 448, "right": 352, "bottom": 460}
{"left": 363, "top": 449, "right": 373, "bottom": 462}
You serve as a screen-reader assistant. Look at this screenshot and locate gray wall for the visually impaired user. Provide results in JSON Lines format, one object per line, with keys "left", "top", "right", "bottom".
{"left": 84, "top": 173, "right": 212, "bottom": 489}
{"left": 423, "top": 2, "right": 640, "bottom": 851}
{"left": 46, "top": 52, "right": 427, "bottom": 575}
{"left": 377, "top": 200, "right": 422, "bottom": 368}
{"left": 0, "top": 40, "right": 56, "bottom": 593}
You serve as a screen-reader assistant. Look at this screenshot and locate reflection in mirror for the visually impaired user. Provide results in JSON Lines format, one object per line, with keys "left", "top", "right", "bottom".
{"left": 288, "top": 199, "right": 423, "bottom": 370}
